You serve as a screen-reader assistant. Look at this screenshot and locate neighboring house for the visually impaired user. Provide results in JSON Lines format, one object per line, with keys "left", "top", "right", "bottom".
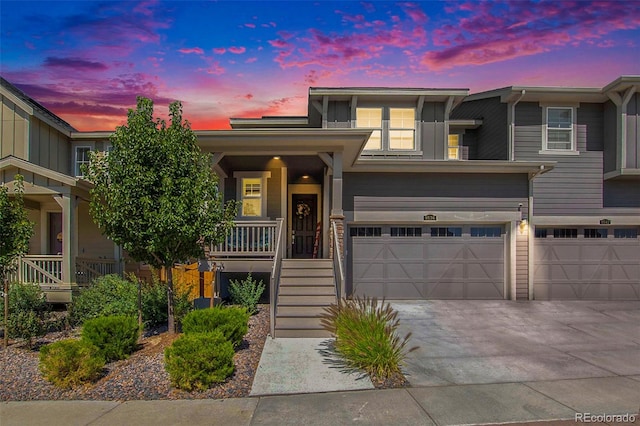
{"left": 1, "top": 75, "right": 638, "bottom": 335}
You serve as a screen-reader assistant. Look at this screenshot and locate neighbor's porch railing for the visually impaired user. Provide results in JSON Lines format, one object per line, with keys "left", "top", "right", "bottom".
{"left": 10, "top": 255, "right": 63, "bottom": 286}
{"left": 210, "top": 221, "right": 278, "bottom": 257}
{"left": 75, "top": 257, "right": 116, "bottom": 286}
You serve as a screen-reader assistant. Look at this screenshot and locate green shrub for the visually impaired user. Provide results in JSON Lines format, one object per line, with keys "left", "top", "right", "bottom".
{"left": 39, "top": 339, "right": 105, "bottom": 388}
{"left": 81, "top": 315, "right": 140, "bottom": 362}
{"left": 181, "top": 306, "right": 249, "bottom": 347}
{"left": 0, "top": 282, "right": 50, "bottom": 347}
{"left": 228, "top": 273, "right": 265, "bottom": 315}
{"left": 69, "top": 275, "right": 137, "bottom": 326}
{"left": 320, "top": 297, "right": 417, "bottom": 380}
{"left": 139, "top": 275, "right": 194, "bottom": 328}
{"left": 164, "top": 331, "right": 235, "bottom": 391}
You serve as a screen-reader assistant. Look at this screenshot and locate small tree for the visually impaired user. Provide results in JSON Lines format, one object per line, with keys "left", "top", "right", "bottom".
{"left": 86, "top": 97, "right": 236, "bottom": 333}
{"left": 1, "top": 175, "right": 35, "bottom": 348}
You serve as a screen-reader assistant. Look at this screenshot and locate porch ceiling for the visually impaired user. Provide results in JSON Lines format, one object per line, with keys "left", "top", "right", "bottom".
{"left": 219, "top": 155, "right": 326, "bottom": 183}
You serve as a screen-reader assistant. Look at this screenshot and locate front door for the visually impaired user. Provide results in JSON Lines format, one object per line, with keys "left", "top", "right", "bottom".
{"left": 49, "top": 212, "right": 63, "bottom": 255}
{"left": 291, "top": 194, "right": 318, "bottom": 259}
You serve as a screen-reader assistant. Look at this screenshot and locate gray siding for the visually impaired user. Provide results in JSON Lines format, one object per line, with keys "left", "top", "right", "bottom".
{"left": 603, "top": 100, "right": 618, "bottom": 173}
{"left": 516, "top": 230, "right": 528, "bottom": 300}
{"left": 603, "top": 180, "right": 640, "bottom": 208}
{"left": 29, "top": 117, "right": 71, "bottom": 175}
{"left": 627, "top": 93, "right": 640, "bottom": 168}
{"left": 343, "top": 172, "right": 528, "bottom": 212}
{"left": 515, "top": 103, "right": 605, "bottom": 215}
{"left": 266, "top": 167, "right": 282, "bottom": 219}
{"left": 326, "top": 101, "right": 350, "bottom": 128}
{"left": 452, "top": 96, "right": 508, "bottom": 160}
{"left": 579, "top": 103, "right": 604, "bottom": 151}
{"left": 1, "top": 94, "right": 29, "bottom": 159}
{"left": 420, "top": 102, "right": 446, "bottom": 160}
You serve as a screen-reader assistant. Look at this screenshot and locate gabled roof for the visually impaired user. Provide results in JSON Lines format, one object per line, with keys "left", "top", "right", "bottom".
{"left": 0, "top": 155, "right": 92, "bottom": 191}
{"left": 465, "top": 85, "right": 606, "bottom": 103}
{"left": 0, "top": 77, "right": 77, "bottom": 135}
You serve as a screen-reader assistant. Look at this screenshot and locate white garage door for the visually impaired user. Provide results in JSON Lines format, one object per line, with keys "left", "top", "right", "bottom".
{"left": 351, "top": 225, "right": 505, "bottom": 299}
{"left": 533, "top": 227, "right": 640, "bottom": 300}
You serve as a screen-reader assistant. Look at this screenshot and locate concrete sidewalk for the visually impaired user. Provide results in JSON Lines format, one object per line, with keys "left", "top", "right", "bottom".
{"left": 2, "top": 377, "right": 639, "bottom": 426}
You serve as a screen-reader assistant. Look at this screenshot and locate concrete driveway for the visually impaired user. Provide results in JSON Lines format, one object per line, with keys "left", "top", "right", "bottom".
{"left": 391, "top": 300, "right": 640, "bottom": 387}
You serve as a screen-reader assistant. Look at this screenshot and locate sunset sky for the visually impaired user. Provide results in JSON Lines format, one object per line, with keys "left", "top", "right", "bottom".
{"left": 2, "top": 1, "right": 639, "bottom": 131}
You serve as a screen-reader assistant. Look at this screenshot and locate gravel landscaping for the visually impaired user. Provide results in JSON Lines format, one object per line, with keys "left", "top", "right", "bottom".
{"left": 0, "top": 305, "right": 269, "bottom": 401}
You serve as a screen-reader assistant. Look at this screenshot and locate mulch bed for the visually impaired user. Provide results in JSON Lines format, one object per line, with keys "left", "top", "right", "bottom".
{"left": 0, "top": 305, "right": 269, "bottom": 401}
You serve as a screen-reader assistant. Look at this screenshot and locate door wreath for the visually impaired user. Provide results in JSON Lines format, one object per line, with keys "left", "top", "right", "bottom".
{"left": 296, "top": 201, "right": 311, "bottom": 219}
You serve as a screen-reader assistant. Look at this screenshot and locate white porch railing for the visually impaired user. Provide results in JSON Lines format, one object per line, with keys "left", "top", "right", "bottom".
{"left": 210, "top": 221, "right": 278, "bottom": 257}
{"left": 331, "top": 219, "right": 346, "bottom": 300}
{"left": 10, "top": 255, "right": 63, "bottom": 286}
{"left": 76, "top": 257, "right": 116, "bottom": 285}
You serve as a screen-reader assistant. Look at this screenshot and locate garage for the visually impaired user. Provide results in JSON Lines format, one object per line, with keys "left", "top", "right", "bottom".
{"left": 351, "top": 225, "right": 505, "bottom": 299}
{"left": 533, "top": 227, "right": 640, "bottom": 300}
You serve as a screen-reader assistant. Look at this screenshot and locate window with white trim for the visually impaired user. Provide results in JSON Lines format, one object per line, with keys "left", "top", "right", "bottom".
{"left": 356, "top": 107, "right": 416, "bottom": 152}
{"left": 544, "top": 107, "right": 575, "bottom": 152}
{"left": 234, "top": 171, "right": 271, "bottom": 218}
{"left": 75, "top": 146, "right": 91, "bottom": 176}
{"left": 448, "top": 134, "right": 460, "bottom": 160}
{"left": 356, "top": 108, "right": 382, "bottom": 150}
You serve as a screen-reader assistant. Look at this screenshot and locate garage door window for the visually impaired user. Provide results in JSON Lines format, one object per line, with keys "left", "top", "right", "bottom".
{"left": 350, "top": 227, "right": 382, "bottom": 237}
{"left": 391, "top": 227, "right": 422, "bottom": 237}
{"left": 584, "top": 228, "right": 608, "bottom": 238}
{"left": 470, "top": 227, "right": 502, "bottom": 237}
{"left": 535, "top": 228, "right": 548, "bottom": 238}
{"left": 614, "top": 228, "right": 638, "bottom": 238}
{"left": 431, "top": 227, "right": 462, "bottom": 237}
{"left": 553, "top": 228, "right": 577, "bottom": 238}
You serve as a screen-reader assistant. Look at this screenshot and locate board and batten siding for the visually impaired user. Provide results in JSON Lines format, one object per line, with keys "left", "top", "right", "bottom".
{"left": 603, "top": 100, "right": 618, "bottom": 173}
{"left": 1, "top": 94, "right": 29, "bottom": 159}
{"left": 515, "top": 102, "right": 606, "bottom": 215}
{"left": 452, "top": 96, "right": 508, "bottom": 160}
{"left": 29, "top": 117, "right": 71, "bottom": 175}
{"left": 626, "top": 93, "right": 640, "bottom": 169}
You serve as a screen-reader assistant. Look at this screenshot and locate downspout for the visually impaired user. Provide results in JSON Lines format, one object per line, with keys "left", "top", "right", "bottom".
{"left": 510, "top": 90, "right": 526, "bottom": 161}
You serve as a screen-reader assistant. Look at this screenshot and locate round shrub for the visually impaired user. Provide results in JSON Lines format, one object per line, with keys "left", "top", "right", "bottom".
{"left": 81, "top": 315, "right": 140, "bottom": 362}
{"left": 0, "top": 282, "right": 50, "bottom": 347}
{"left": 181, "top": 306, "right": 249, "bottom": 347}
{"left": 69, "top": 275, "right": 137, "bottom": 326}
{"left": 39, "top": 339, "right": 105, "bottom": 388}
{"left": 164, "top": 331, "right": 235, "bottom": 391}
{"left": 229, "top": 273, "right": 265, "bottom": 315}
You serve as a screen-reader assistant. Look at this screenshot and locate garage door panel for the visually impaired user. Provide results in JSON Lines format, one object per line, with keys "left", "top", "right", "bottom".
{"left": 534, "top": 232, "right": 640, "bottom": 300}
{"left": 387, "top": 262, "right": 423, "bottom": 280}
{"left": 467, "top": 262, "right": 503, "bottom": 280}
{"left": 467, "top": 281, "right": 504, "bottom": 299}
{"left": 426, "top": 281, "right": 465, "bottom": 299}
{"left": 353, "top": 281, "right": 385, "bottom": 298}
{"left": 387, "top": 242, "right": 423, "bottom": 260}
{"left": 426, "top": 243, "right": 464, "bottom": 260}
{"left": 427, "top": 263, "right": 464, "bottom": 280}
{"left": 389, "top": 281, "right": 427, "bottom": 299}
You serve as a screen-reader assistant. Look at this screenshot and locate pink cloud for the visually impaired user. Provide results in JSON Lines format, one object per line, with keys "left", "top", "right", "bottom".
{"left": 244, "top": 23, "right": 256, "bottom": 28}
{"left": 424, "top": 0, "right": 640, "bottom": 70}
{"left": 228, "top": 46, "right": 246, "bottom": 54}
{"left": 178, "top": 47, "right": 204, "bottom": 55}
{"left": 245, "top": 57, "right": 258, "bottom": 63}
{"left": 269, "top": 39, "right": 290, "bottom": 48}
{"left": 213, "top": 48, "right": 226, "bottom": 54}
{"left": 44, "top": 57, "right": 108, "bottom": 71}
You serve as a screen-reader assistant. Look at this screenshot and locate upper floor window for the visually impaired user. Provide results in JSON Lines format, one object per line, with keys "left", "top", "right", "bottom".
{"left": 356, "top": 107, "right": 416, "bottom": 152}
{"left": 75, "top": 146, "right": 91, "bottom": 176}
{"left": 543, "top": 107, "right": 575, "bottom": 152}
{"left": 448, "top": 134, "right": 460, "bottom": 160}
{"left": 356, "top": 108, "right": 382, "bottom": 150}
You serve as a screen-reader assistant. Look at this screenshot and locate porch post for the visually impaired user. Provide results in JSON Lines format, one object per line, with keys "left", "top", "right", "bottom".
{"left": 330, "top": 152, "right": 345, "bottom": 260}
{"left": 60, "top": 193, "right": 78, "bottom": 286}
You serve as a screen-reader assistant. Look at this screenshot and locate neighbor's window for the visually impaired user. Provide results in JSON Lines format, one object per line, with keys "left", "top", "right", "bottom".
{"left": 448, "top": 134, "right": 460, "bottom": 160}
{"left": 545, "top": 107, "right": 574, "bottom": 151}
{"left": 356, "top": 108, "right": 382, "bottom": 150}
{"left": 75, "top": 146, "right": 91, "bottom": 176}
{"left": 241, "top": 178, "right": 262, "bottom": 217}
{"left": 389, "top": 108, "right": 415, "bottom": 150}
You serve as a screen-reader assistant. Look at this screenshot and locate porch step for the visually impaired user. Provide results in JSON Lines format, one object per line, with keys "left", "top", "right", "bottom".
{"left": 275, "top": 259, "right": 336, "bottom": 338}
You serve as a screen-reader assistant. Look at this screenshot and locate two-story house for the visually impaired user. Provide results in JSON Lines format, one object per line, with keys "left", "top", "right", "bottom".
{"left": 1, "top": 75, "right": 638, "bottom": 337}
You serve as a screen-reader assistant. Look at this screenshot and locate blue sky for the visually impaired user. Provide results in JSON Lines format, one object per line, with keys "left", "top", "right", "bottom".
{"left": 1, "top": 1, "right": 639, "bottom": 130}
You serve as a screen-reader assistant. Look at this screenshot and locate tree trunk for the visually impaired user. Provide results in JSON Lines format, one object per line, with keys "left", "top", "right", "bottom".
{"left": 166, "top": 266, "right": 176, "bottom": 334}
